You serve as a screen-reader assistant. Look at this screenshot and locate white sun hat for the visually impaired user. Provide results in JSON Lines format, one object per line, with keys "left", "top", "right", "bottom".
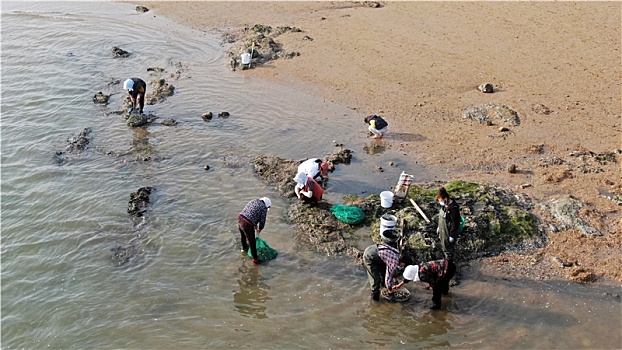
{"left": 403, "top": 265, "right": 419, "bottom": 282}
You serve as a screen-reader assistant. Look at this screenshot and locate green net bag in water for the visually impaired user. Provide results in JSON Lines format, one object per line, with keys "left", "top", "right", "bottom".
{"left": 248, "top": 237, "right": 278, "bottom": 261}
{"left": 330, "top": 204, "right": 365, "bottom": 225}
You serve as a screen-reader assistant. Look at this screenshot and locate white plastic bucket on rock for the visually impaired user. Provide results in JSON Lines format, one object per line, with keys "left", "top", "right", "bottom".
{"left": 380, "top": 191, "right": 393, "bottom": 208}
{"left": 241, "top": 52, "right": 251, "bottom": 65}
{"left": 380, "top": 214, "right": 397, "bottom": 234}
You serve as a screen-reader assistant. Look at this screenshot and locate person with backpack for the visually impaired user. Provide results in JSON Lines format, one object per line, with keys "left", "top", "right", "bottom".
{"left": 436, "top": 187, "right": 461, "bottom": 262}
{"left": 364, "top": 114, "right": 388, "bottom": 139}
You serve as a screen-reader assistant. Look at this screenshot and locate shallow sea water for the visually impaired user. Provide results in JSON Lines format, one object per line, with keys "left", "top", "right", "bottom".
{"left": 1, "top": 2, "right": 620, "bottom": 349}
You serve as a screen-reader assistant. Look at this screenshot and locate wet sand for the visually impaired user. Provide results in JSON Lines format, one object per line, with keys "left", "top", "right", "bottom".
{"left": 134, "top": 1, "right": 621, "bottom": 283}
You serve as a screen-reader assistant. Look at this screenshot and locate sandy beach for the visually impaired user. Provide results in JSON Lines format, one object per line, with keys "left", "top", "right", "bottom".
{"left": 135, "top": 1, "right": 621, "bottom": 282}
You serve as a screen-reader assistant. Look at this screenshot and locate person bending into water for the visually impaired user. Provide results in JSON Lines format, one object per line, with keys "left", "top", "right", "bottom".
{"left": 394, "top": 259, "right": 456, "bottom": 310}
{"left": 238, "top": 197, "right": 271, "bottom": 264}
{"left": 364, "top": 114, "right": 388, "bottom": 139}
{"left": 123, "top": 77, "right": 146, "bottom": 114}
{"left": 293, "top": 171, "right": 324, "bottom": 206}
{"left": 297, "top": 158, "right": 330, "bottom": 185}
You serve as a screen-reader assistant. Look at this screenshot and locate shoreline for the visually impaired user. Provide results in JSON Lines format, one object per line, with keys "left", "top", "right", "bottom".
{"left": 133, "top": 1, "right": 621, "bottom": 284}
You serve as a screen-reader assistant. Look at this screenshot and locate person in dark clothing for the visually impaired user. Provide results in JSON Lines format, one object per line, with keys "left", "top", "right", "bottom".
{"left": 237, "top": 197, "right": 271, "bottom": 264}
{"left": 395, "top": 259, "right": 456, "bottom": 310}
{"left": 123, "top": 77, "right": 147, "bottom": 114}
{"left": 435, "top": 187, "right": 461, "bottom": 262}
{"left": 364, "top": 114, "right": 388, "bottom": 139}
{"left": 363, "top": 230, "right": 412, "bottom": 302}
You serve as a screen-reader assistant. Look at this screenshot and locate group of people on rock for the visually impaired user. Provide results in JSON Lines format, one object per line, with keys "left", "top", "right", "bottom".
{"left": 121, "top": 78, "right": 454, "bottom": 309}
{"left": 363, "top": 186, "right": 461, "bottom": 310}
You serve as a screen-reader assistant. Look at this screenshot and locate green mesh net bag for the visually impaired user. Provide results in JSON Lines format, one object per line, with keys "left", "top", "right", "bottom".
{"left": 330, "top": 204, "right": 365, "bottom": 225}
{"left": 248, "top": 237, "right": 278, "bottom": 261}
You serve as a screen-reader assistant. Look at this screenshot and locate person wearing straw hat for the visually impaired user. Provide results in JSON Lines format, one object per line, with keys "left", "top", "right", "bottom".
{"left": 293, "top": 171, "right": 324, "bottom": 207}
{"left": 237, "top": 197, "right": 271, "bottom": 265}
{"left": 362, "top": 231, "right": 412, "bottom": 302}
{"left": 394, "top": 259, "right": 456, "bottom": 310}
{"left": 123, "top": 77, "right": 146, "bottom": 114}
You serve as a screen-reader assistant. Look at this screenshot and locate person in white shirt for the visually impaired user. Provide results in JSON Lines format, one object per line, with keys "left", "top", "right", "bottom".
{"left": 297, "top": 158, "right": 330, "bottom": 184}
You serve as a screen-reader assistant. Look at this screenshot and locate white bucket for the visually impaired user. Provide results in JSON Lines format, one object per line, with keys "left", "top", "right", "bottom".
{"left": 380, "top": 191, "right": 393, "bottom": 208}
{"left": 380, "top": 214, "right": 397, "bottom": 234}
{"left": 240, "top": 52, "right": 251, "bottom": 65}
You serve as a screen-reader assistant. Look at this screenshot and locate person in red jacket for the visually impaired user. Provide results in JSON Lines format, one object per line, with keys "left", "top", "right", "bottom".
{"left": 293, "top": 171, "right": 324, "bottom": 206}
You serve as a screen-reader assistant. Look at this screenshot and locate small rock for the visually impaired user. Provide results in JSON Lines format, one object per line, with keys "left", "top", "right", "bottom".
{"left": 478, "top": 83, "right": 494, "bottom": 93}
{"left": 201, "top": 112, "right": 213, "bottom": 121}
{"left": 160, "top": 118, "right": 177, "bottom": 126}
{"left": 507, "top": 164, "right": 517, "bottom": 173}
{"left": 92, "top": 91, "right": 110, "bottom": 104}
{"left": 112, "top": 46, "right": 130, "bottom": 58}
{"left": 302, "top": 35, "right": 313, "bottom": 41}
{"left": 204, "top": 165, "right": 210, "bottom": 171}
{"left": 499, "top": 127, "right": 510, "bottom": 132}
{"left": 519, "top": 183, "right": 532, "bottom": 189}
{"left": 135, "top": 5, "right": 149, "bottom": 13}
{"left": 218, "top": 112, "right": 230, "bottom": 118}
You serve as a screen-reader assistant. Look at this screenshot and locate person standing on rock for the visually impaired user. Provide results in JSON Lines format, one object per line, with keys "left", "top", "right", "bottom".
{"left": 364, "top": 114, "right": 388, "bottom": 139}
{"left": 363, "top": 231, "right": 411, "bottom": 302}
{"left": 297, "top": 158, "right": 330, "bottom": 185}
{"left": 293, "top": 171, "right": 324, "bottom": 206}
{"left": 436, "top": 187, "right": 461, "bottom": 262}
{"left": 123, "top": 77, "right": 146, "bottom": 114}
{"left": 238, "top": 197, "right": 271, "bottom": 264}
{"left": 394, "top": 259, "right": 456, "bottom": 310}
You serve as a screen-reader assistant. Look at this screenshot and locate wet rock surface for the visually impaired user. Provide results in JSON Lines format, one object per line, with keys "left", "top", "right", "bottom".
{"left": 463, "top": 103, "right": 521, "bottom": 126}
{"left": 54, "top": 128, "right": 92, "bottom": 164}
{"left": 253, "top": 152, "right": 613, "bottom": 283}
{"left": 111, "top": 186, "right": 157, "bottom": 266}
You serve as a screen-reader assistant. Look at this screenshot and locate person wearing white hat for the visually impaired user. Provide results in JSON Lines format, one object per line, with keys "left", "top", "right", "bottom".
{"left": 237, "top": 197, "right": 271, "bottom": 264}
{"left": 393, "top": 259, "right": 456, "bottom": 310}
{"left": 297, "top": 158, "right": 330, "bottom": 185}
{"left": 123, "top": 77, "right": 147, "bottom": 114}
{"left": 293, "top": 171, "right": 324, "bottom": 206}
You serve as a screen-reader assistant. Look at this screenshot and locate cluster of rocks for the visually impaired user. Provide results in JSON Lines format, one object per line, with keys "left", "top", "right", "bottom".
{"left": 111, "top": 186, "right": 156, "bottom": 266}
{"left": 252, "top": 150, "right": 607, "bottom": 283}
{"left": 225, "top": 23, "right": 305, "bottom": 71}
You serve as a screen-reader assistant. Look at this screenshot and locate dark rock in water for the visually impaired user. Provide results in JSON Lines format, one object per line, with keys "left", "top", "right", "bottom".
{"left": 93, "top": 91, "right": 110, "bottom": 104}
{"left": 67, "top": 127, "right": 92, "bottom": 152}
{"left": 147, "top": 67, "right": 165, "bottom": 72}
{"left": 201, "top": 112, "right": 213, "bottom": 121}
{"left": 326, "top": 148, "right": 353, "bottom": 165}
{"left": 126, "top": 113, "right": 148, "bottom": 127}
{"left": 111, "top": 244, "right": 137, "bottom": 266}
{"left": 145, "top": 78, "right": 175, "bottom": 105}
{"left": 160, "top": 118, "right": 177, "bottom": 126}
{"left": 204, "top": 165, "right": 210, "bottom": 171}
{"left": 128, "top": 186, "right": 154, "bottom": 217}
{"left": 218, "top": 112, "right": 230, "bottom": 118}
{"left": 112, "top": 46, "right": 130, "bottom": 58}
{"left": 478, "top": 83, "right": 494, "bottom": 93}
{"left": 135, "top": 5, "right": 149, "bottom": 13}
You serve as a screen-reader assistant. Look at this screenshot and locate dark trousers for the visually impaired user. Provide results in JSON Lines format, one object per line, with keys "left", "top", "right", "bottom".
{"left": 432, "top": 261, "right": 456, "bottom": 307}
{"left": 237, "top": 217, "right": 258, "bottom": 260}
{"left": 363, "top": 245, "right": 386, "bottom": 295}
